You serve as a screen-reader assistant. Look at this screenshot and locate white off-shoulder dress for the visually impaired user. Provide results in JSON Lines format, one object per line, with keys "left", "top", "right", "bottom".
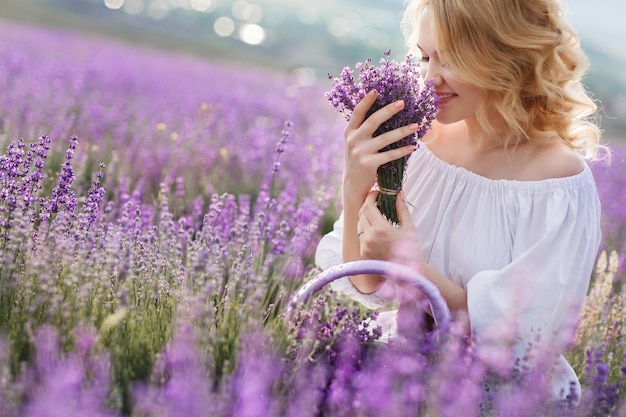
{"left": 315, "top": 143, "right": 602, "bottom": 401}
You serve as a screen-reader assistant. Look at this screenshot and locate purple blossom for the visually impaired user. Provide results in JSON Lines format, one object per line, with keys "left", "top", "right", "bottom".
{"left": 231, "top": 330, "right": 282, "bottom": 417}
{"left": 45, "top": 136, "right": 78, "bottom": 216}
{"left": 131, "top": 324, "right": 219, "bottom": 417}
{"left": 79, "top": 163, "right": 106, "bottom": 232}
{"left": 0, "top": 19, "right": 624, "bottom": 417}
{"left": 19, "top": 325, "right": 119, "bottom": 417}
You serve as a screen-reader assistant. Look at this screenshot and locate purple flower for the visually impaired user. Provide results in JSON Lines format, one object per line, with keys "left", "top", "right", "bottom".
{"left": 132, "top": 327, "right": 216, "bottom": 417}
{"left": 45, "top": 136, "right": 78, "bottom": 216}
{"left": 20, "top": 325, "right": 119, "bottom": 417}
{"left": 326, "top": 50, "right": 438, "bottom": 223}
{"left": 79, "top": 163, "right": 106, "bottom": 232}
{"left": 231, "top": 330, "right": 282, "bottom": 417}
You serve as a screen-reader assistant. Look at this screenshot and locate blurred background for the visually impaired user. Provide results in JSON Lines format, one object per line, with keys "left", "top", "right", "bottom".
{"left": 1, "top": 0, "right": 625, "bottom": 139}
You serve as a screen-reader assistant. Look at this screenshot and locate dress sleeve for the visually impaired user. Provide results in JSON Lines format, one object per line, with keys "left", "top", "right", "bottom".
{"left": 315, "top": 212, "right": 399, "bottom": 310}
{"left": 466, "top": 176, "right": 602, "bottom": 363}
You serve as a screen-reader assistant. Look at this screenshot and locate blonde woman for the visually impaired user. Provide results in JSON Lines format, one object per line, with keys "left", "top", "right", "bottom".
{"left": 316, "top": 0, "right": 604, "bottom": 403}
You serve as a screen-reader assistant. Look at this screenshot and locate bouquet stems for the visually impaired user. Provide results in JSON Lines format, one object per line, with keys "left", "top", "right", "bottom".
{"left": 376, "top": 152, "right": 407, "bottom": 225}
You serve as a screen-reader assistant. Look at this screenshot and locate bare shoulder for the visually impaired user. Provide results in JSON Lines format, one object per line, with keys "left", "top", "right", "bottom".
{"left": 421, "top": 124, "right": 585, "bottom": 181}
{"left": 526, "top": 141, "right": 585, "bottom": 180}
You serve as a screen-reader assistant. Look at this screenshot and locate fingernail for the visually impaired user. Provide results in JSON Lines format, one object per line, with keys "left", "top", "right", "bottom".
{"left": 409, "top": 123, "right": 419, "bottom": 131}
{"left": 369, "top": 90, "right": 378, "bottom": 97}
{"left": 394, "top": 100, "right": 405, "bottom": 108}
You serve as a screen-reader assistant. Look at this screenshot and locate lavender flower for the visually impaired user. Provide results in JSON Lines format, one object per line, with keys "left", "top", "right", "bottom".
{"left": 45, "top": 136, "right": 78, "bottom": 216}
{"left": 0, "top": 21, "right": 625, "bottom": 417}
{"left": 131, "top": 324, "right": 217, "bottom": 417}
{"left": 326, "top": 50, "right": 438, "bottom": 223}
{"left": 20, "top": 325, "right": 119, "bottom": 417}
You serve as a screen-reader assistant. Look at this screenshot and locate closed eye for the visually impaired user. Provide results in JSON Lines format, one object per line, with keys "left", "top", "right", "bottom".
{"left": 416, "top": 44, "right": 429, "bottom": 64}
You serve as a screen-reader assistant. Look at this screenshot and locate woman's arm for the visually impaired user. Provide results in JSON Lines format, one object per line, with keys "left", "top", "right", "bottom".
{"left": 357, "top": 190, "right": 468, "bottom": 312}
{"left": 340, "top": 91, "right": 419, "bottom": 294}
{"left": 421, "top": 263, "right": 467, "bottom": 312}
{"left": 341, "top": 190, "right": 386, "bottom": 293}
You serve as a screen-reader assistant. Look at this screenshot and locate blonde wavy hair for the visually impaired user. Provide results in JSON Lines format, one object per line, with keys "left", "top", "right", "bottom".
{"left": 401, "top": 0, "right": 604, "bottom": 159}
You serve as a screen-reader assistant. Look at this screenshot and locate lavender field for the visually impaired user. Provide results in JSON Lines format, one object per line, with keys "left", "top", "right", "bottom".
{"left": 1, "top": 21, "right": 626, "bottom": 416}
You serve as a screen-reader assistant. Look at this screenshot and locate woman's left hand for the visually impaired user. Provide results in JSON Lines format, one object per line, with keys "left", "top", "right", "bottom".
{"left": 357, "top": 189, "right": 419, "bottom": 262}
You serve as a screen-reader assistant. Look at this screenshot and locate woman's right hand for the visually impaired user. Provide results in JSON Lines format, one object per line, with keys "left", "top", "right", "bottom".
{"left": 341, "top": 90, "right": 421, "bottom": 293}
{"left": 342, "top": 90, "right": 419, "bottom": 205}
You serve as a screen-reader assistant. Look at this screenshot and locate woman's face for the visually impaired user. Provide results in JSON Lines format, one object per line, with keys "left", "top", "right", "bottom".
{"left": 417, "top": 7, "right": 483, "bottom": 125}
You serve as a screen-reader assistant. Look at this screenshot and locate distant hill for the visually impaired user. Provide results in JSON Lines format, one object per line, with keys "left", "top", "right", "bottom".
{"left": 1, "top": 0, "right": 624, "bottom": 139}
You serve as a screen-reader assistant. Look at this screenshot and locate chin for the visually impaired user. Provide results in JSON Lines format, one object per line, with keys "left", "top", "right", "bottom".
{"left": 435, "top": 114, "right": 457, "bottom": 125}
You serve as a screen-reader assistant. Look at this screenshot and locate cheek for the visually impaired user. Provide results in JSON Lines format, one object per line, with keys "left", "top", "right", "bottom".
{"left": 463, "top": 89, "right": 483, "bottom": 107}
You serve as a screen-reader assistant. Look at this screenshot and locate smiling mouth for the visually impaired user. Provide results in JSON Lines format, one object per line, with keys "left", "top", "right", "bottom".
{"left": 437, "top": 93, "right": 456, "bottom": 99}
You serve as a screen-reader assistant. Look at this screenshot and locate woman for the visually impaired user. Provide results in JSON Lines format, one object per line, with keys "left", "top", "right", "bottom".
{"left": 315, "top": 0, "right": 604, "bottom": 403}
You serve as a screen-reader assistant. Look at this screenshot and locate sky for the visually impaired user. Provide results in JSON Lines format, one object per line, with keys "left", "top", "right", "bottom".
{"left": 83, "top": 0, "right": 626, "bottom": 65}
{"left": 371, "top": 0, "right": 626, "bottom": 62}
{"left": 562, "top": 0, "right": 626, "bottom": 61}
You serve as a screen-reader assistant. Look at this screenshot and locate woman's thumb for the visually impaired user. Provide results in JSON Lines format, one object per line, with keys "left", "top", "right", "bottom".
{"left": 396, "top": 190, "right": 411, "bottom": 225}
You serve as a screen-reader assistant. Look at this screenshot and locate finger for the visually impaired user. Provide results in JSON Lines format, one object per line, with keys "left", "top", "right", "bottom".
{"left": 396, "top": 190, "right": 412, "bottom": 227}
{"left": 359, "top": 190, "right": 378, "bottom": 223}
{"left": 355, "top": 123, "right": 419, "bottom": 165}
{"left": 371, "top": 143, "right": 417, "bottom": 169}
{"left": 347, "top": 90, "right": 379, "bottom": 131}
{"left": 361, "top": 190, "right": 390, "bottom": 228}
{"left": 358, "top": 192, "right": 378, "bottom": 229}
{"left": 358, "top": 194, "right": 375, "bottom": 227}
{"left": 356, "top": 222, "right": 365, "bottom": 239}
{"left": 374, "top": 123, "right": 419, "bottom": 152}
{"left": 359, "top": 99, "right": 407, "bottom": 136}
{"left": 363, "top": 189, "right": 378, "bottom": 206}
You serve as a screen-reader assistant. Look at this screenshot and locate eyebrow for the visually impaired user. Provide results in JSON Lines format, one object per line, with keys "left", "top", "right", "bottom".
{"left": 416, "top": 44, "right": 430, "bottom": 56}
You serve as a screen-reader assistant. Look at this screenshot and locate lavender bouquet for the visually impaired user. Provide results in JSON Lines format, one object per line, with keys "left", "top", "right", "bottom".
{"left": 326, "top": 50, "right": 438, "bottom": 224}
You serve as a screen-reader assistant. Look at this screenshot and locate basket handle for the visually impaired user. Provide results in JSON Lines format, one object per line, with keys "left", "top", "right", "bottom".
{"left": 285, "top": 259, "right": 451, "bottom": 328}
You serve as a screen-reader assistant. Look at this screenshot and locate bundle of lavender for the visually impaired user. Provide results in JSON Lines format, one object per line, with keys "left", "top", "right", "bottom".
{"left": 326, "top": 50, "right": 438, "bottom": 224}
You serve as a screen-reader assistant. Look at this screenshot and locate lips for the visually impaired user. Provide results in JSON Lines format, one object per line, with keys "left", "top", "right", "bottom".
{"left": 436, "top": 92, "right": 456, "bottom": 99}
{"left": 436, "top": 92, "right": 457, "bottom": 104}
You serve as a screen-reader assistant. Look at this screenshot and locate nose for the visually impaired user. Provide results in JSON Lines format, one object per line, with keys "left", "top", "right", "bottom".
{"left": 421, "top": 61, "right": 444, "bottom": 86}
